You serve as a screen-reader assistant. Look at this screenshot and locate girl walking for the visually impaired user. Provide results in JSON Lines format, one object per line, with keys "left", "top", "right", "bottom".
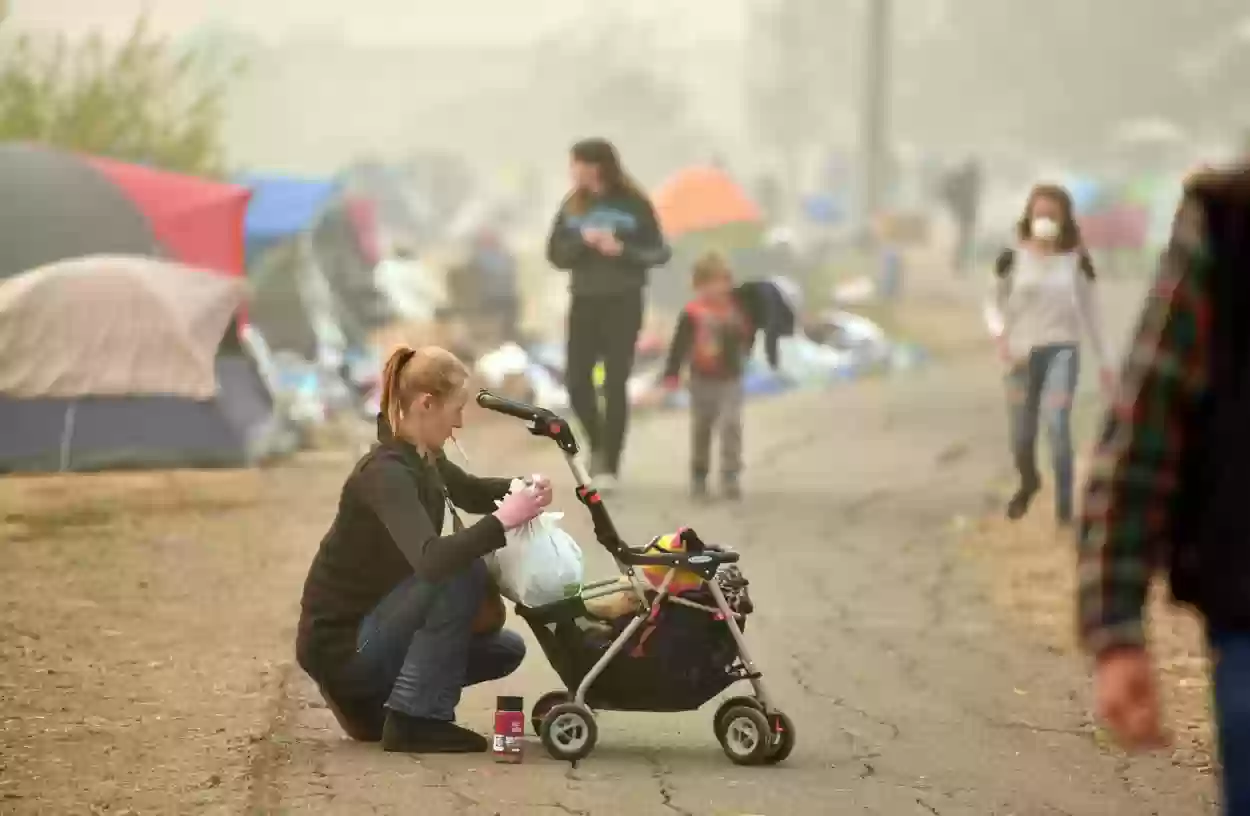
{"left": 985, "top": 183, "right": 1113, "bottom": 525}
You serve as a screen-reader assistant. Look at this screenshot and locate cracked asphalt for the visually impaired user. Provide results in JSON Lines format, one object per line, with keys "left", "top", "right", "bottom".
{"left": 262, "top": 345, "right": 1215, "bottom": 814}
{"left": 3, "top": 275, "right": 1218, "bottom": 814}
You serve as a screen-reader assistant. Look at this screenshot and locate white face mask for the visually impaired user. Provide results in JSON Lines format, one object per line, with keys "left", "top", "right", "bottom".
{"left": 1031, "top": 217, "right": 1060, "bottom": 241}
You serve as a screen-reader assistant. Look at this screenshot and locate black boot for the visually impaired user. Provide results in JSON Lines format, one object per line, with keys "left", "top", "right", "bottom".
{"left": 381, "top": 710, "right": 488, "bottom": 754}
{"left": 1006, "top": 475, "right": 1041, "bottom": 521}
{"left": 319, "top": 687, "right": 384, "bottom": 743}
{"left": 722, "top": 474, "right": 742, "bottom": 501}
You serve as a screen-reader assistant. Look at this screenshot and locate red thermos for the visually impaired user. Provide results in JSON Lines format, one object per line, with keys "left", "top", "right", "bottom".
{"left": 493, "top": 696, "right": 525, "bottom": 763}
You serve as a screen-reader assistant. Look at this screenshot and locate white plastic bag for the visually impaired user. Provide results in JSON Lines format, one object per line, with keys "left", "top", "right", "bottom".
{"left": 488, "top": 483, "right": 584, "bottom": 607}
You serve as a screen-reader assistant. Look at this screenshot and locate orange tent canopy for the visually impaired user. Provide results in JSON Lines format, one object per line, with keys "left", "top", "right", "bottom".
{"left": 652, "top": 166, "right": 763, "bottom": 238}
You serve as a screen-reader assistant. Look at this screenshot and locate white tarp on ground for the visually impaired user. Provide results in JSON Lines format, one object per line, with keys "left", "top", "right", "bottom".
{"left": 0, "top": 255, "right": 244, "bottom": 399}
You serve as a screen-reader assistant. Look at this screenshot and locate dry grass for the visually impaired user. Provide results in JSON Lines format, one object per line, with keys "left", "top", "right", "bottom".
{"left": 960, "top": 481, "right": 1215, "bottom": 774}
{"left": 0, "top": 461, "right": 347, "bottom": 814}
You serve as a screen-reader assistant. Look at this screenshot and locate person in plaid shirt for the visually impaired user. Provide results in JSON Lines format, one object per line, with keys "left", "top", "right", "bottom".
{"left": 1079, "top": 165, "right": 1250, "bottom": 814}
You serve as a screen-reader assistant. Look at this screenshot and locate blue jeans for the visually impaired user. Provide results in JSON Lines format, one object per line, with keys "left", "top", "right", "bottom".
{"left": 1005, "top": 344, "right": 1080, "bottom": 521}
{"left": 1212, "top": 629, "right": 1250, "bottom": 815}
{"left": 341, "top": 559, "right": 526, "bottom": 720}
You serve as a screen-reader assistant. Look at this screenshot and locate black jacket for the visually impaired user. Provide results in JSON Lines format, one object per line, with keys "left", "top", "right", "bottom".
{"left": 734, "top": 279, "right": 797, "bottom": 369}
{"left": 546, "top": 191, "right": 672, "bottom": 297}
{"left": 295, "top": 416, "right": 511, "bottom": 685}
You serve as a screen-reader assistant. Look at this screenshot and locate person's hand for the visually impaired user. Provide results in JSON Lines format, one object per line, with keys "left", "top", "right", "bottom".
{"left": 1099, "top": 367, "right": 1117, "bottom": 400}
{"left": 493, "top": 485, "right": 545, "bottom": 530}
{"left": 661, "top": 375, "right": 680, "bottom": 391}
{"left": 599, "top": 234, "right": 623, "bottom": 256}
{"left": 1095, "top": 646, "right": 1169, "bottom": 751}
{"left": 528, "top": 474, "right": 553, "bottom": 508}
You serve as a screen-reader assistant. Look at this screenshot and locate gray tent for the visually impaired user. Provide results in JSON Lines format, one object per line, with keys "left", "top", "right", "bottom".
{"left": 0, "top": 144, "right": 158, "bottom": 280}
{"left": 0, "top": 256, "right": 289, "bottom": 472}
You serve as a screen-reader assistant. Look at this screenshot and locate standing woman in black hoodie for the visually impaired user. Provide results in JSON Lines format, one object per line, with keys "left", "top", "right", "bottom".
{"left": 546, "top": 139, "right": 671, "bottom": 488}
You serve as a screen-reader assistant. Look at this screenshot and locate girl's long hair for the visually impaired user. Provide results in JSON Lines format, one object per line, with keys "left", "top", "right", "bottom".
{"left": 1017, "top": 183, "right": 1083, "bottom": 252}
{"left": 563, "top": 137, "right": 648, "bottom": 217}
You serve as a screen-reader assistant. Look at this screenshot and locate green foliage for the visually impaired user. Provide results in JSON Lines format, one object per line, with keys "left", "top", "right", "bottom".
{"left": 0, "top": 15, "right": 240, "bottom": 176}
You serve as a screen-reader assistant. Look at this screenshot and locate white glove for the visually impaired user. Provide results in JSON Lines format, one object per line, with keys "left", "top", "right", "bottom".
{"left": 493, "top": 485, "right": 545, "bottom": 530}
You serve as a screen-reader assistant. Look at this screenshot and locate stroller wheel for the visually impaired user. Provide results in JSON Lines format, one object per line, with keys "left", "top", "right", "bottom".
{"left": 540, "top": 703, "right": 598, "bottom": 762}
{"left": 713, "top": 696, "right": 763, "bottom": 734}
{"left": 715, "top": 706, "right": 772, "bottom": 766}
{"left": 531, "top": 690, "right": 571, "bottom": 735}
{"left": 763, "top": 710, "right": 796, "bottom": 764}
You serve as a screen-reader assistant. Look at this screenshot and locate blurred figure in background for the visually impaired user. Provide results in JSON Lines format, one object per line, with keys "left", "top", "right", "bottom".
{"left": 546, "top": 138, "right": 671, "bottom": 489}
{"left": 1079, "top": 165, "right": 1250, "bottom": 815}
{"left": 467, "top": 228, "right": 520, "bottom": 343}
{"left": 985, "top": 183, "right": 1113, "bottom": 527}
{"left": 942, "top": 157, "right": 983, "bottom": 276}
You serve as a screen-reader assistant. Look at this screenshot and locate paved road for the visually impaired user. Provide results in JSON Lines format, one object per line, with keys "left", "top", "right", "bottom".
{"left": 261, "top": 289, "right": 1216, "bottom": 814}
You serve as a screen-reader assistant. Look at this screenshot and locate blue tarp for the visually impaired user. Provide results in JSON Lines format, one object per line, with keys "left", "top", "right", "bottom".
{"left": 238, "top": 174, "right": 340, "bottom": 261}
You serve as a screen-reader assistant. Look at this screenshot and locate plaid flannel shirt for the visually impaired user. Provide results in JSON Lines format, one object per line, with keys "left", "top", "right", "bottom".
{"left": 1077, "top": 194, "right": 1213, "bottom": 655}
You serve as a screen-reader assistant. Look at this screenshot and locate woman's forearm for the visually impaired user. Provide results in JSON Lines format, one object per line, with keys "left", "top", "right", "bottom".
{"left": 440, "top": 459, "right": 513, "bottom": 515}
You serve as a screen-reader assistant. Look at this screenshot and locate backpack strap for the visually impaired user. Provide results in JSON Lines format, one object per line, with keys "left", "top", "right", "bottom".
{"left": 993, "top": 248, "right": 1015, "bottom": 278}
{"left": 1077, "top": 248, "right": 1096, "bottom": 280}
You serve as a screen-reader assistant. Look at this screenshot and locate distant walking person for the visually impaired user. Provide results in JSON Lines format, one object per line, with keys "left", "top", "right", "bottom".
{"left": 942, "top": 158, "right": 982, "bottom": 275}
{"left": 546, "top": 138, "right": 671, "bottom": 489}
{"left": 984, "top": 184, "right": 1114, "bottom": 526}
{"left": 1079, "top": 165, "right": 1250, "bottom": 815}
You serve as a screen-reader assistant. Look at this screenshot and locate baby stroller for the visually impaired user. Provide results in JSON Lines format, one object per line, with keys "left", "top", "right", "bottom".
{"left": 476, "top": 390, "right": 795, "bottom": 765}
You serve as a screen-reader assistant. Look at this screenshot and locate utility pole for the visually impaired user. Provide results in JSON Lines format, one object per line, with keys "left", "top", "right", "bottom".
{"left": 859, "top": 0, "right": 892, "bottom": 238}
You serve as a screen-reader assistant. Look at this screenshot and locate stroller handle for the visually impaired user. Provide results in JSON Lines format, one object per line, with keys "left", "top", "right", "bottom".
{"left": 476, "top": 389, "right": 581, "bottom": 458}
{"left": 476, "top": 390, "right": 545, "bottom": 422}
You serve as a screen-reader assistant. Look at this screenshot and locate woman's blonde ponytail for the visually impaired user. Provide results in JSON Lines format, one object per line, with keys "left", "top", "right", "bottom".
{"left": 379, "top": 346, "right": 416, "bottom": 433}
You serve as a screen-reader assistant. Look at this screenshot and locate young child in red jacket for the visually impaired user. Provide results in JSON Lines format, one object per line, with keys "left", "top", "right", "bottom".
{"left": 662, "top": 252, "right": 756, "bottom": 500}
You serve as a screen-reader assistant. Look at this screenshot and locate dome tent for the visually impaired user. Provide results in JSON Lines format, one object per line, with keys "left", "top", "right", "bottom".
{"left": 0, "top": 144, "right": 250, "bottom": 280}
{"left": 0, "top": 256, "right": 290, "bottom": 473}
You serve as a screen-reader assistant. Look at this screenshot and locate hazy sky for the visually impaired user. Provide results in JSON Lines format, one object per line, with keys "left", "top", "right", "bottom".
{"left": 10, "top": 0, "right": 747, "bottom": 45}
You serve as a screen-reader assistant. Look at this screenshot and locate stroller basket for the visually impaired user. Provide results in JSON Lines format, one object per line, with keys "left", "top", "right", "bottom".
{"left": 517, "top": 585, "right": 746, "bottom": 713}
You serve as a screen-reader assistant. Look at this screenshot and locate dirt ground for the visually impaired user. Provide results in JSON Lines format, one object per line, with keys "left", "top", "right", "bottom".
{"left": 0, "top": 270, "right": 1220, "bottom": 815}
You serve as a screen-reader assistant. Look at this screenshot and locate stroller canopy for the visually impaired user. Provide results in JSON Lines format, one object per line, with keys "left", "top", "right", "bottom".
{"left": 0, "top": 256, "right": 283, "bottom": 472}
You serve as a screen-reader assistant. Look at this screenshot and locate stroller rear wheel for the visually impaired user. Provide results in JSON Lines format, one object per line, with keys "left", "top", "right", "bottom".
{"left": 715, "top": 705, "right": 773, "bottom": 766}
{"left": 531, "top": 690, "right": 571, "bottom": 736}
{"left": 540, "top": 702, "right": 598, "bottom": 762}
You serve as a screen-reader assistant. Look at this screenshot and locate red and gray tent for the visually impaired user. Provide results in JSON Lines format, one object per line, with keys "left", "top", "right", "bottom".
{"left": 0, "top": 143, "right": 250, "bottom": 281}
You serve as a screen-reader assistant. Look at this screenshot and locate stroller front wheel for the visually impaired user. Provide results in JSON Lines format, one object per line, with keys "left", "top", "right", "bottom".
{"left": 716, "top": 705, "right": 773, "bottom": 766}
{"left": 540, "top": 702, "right": 598, "bottom": 762}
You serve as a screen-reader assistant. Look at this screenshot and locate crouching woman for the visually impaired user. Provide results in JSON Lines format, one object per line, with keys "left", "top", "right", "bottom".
{"left": 296, "top": 345, "right": 550, "bottom": 753}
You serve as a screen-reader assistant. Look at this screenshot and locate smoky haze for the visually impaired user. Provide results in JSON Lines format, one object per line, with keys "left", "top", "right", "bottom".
{"left": 8, "top": 1, "right": 1250, "bottom": 204}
